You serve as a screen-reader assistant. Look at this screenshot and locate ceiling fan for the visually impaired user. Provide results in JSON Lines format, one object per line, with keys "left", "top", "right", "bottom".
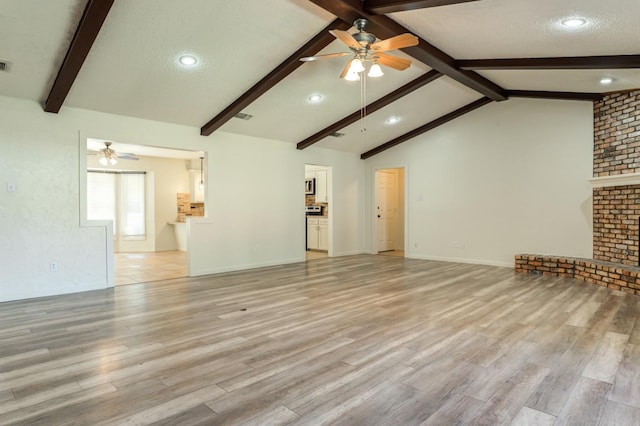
{"left": 89, "top": 142, "right": 139, "bottom": 166}
{"left": 301, "top": 18, "right": 419, "bottom": 80}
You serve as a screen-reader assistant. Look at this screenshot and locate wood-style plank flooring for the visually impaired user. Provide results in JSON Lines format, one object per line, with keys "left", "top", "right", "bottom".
{"left": 1, "top": 255, "right": 640, "bottom": 425}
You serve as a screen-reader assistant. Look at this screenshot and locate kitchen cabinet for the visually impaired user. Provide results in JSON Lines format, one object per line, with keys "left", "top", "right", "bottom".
{"left": 318, "top": 218, "right": 328, "bottom": 250}
{"left": 314, "top": 170, "right": 328, "bottom": 203}
{"left": 307, "top": 217, "right": 328, "bottom": 251}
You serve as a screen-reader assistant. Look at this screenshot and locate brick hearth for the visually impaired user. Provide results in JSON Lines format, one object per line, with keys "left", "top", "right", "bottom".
{"left": 515, "top": 254, "right": 640, "bottom": 295}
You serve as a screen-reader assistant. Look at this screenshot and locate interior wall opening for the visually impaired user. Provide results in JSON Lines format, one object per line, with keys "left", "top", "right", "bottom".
{"left": 374, "top": 167, "right": 405, "bottom": 257}
{"left": 84, "top": 138, "right": 205, "bottom": 286}
{"left": 305, "top": 164, "right": 332, "bottom": 261}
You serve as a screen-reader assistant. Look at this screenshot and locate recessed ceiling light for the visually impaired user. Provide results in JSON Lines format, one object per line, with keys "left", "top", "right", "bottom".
{"left": 308, "top": 94, "right": 323, "bottom": 103}
{"left": 600, "top": 77, "right": 614, "bottom": 85}
{"left": 385, "top": 116, "right": 400, "bottom": 125}
{"left": 178, "top": 55, "right": 198, "bottom": 66}
{"left": 561, "top": 17, "right": 587, "bottom": 28}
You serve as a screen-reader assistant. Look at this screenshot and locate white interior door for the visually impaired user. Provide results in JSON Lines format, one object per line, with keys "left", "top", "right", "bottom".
{"left": 376, "top": 170, "right": 397, "bottom": 252}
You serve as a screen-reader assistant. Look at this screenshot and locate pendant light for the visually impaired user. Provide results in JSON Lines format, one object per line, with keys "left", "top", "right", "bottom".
{"left": 199, "top": 156, "right": 204, "bottom": 189}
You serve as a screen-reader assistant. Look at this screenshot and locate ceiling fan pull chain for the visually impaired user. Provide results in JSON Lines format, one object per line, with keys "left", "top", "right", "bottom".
{"left": 361, "top": 71, "right": 367, "bottom": 132}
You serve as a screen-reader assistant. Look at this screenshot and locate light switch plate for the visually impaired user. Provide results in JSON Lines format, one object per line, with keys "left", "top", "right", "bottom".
{"left": 7, "top": 182, "right": 16, "bottom": 192}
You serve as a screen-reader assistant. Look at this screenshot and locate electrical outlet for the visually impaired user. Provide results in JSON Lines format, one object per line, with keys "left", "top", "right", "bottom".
{"left": 49, "top": 261, "right": 58, "bottom": 272}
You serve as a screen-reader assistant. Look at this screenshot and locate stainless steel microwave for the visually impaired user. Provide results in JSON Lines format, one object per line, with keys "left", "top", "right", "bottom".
{"left": 305, "top": 178, "right": 315, "bottom": 195}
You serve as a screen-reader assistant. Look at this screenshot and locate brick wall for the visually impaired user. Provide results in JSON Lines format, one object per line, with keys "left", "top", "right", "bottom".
{"left": 592, "top": 91, "right": 640, "bottom": 265}
{"left": 593, "top": 90, "right": 640, "bottom": 176}
{"left": 593, "top": 185, "right": 640, "bottom": 265}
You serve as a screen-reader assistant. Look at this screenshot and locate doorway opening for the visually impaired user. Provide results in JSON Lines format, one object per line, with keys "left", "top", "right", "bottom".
{"left": 83, "top": 138, "right": 205, "bottom": 286}
{"left": 374, "top": 168, "right": 405, "bottom": 257}
{"left": 305, "top": 164, "right": 332, "bottom": 261}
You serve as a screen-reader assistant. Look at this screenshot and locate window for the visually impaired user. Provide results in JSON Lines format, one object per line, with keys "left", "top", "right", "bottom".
{"left": 119, "top": 174, "right": 145, "bottom": 239}
{"left": 87, "top": 171, "right": 146, "bottom": 239}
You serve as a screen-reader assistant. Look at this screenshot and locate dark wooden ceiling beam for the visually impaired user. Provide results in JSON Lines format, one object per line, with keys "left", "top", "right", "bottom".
{"left": 44, "top": 0, "right": 114, "bottom": 113}
{"left": 297, "top": 70, "right": 442, "bottom": 150}
{"left": 457, "top": 55, "right": 640, "bottom": 70}
{"left": 308, "top": 0, "right": 507, "bottom": 101}
{"left": 200, "top": 18, "right": 351, "bottom": 136}
{"left": 365, "top": 0, "right": 481, "bottom": 14}
{"left": 360, "top": 97, "right": 492, "bottom": 159}
{"left": 508, "top": 90, "right": 603, "bottom": 102}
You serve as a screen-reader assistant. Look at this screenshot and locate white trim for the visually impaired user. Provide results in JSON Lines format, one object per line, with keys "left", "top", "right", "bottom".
{"left": 409, "top": 254, "right": 513, "bottom": 268}
{"left": 78, "top": 131, "right": 115, "bottom": 289}
{"left": 190, "top": 257, "right": 304, "bottom": 277}
{"left": 589, "top": 172, "right": 640, "bottom": 188}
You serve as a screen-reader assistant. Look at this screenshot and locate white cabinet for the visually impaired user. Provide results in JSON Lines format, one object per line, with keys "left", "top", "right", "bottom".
{"left": 307, "top": 217, "right": 328, "bottom": 251}
{"left": 318, "top": 218, "right": 328, "bottom": 250}
{"left": 307, "top": 218, "right": 319, "bottom": 250}
{"left": 305, "top": 169, "right": 328, "bottom": 203}
{"left": 314, "top": 170, "right": 328, "bottom": 203}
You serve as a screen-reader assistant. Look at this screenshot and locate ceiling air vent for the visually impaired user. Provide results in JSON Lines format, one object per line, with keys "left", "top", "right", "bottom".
{"left": 234, "top": 112, "right": 253, "bottom": 121}
{"left": 0, "top": 60, "right": 12, "bottom": 72}
{"left": 330, "top": 132, "right": 345, "bottom": 138}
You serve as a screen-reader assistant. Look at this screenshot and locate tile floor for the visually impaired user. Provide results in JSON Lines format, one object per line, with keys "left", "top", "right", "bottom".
{"left": 305, "top": 250, "right": 328, "bottom": 261}
{"left": 115, "top": 250, "right": 331, "bottom": 286}
{"left": 114, "top": 251, "right": 187, "bottom": 286}
{"left": 378, "top": 250, "right": 405, "bottom": 257}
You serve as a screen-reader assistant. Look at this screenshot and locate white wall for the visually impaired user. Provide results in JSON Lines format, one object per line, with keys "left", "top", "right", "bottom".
{"left": 188, "top": 133, "right": 365, "bottom": 275}
{"left": 365, "top": 98, "right": 594, "bottom": 267}
{"left": 87, "top": 155, "right": 191, "bottom": 252}
{"left": 0, "top": 95, "right": 364, "bottom": 302}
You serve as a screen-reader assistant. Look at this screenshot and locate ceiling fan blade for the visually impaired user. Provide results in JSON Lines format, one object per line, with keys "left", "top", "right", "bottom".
{"left": 300, "top": 52, "right": 351, "bottom": 62}
{"left": 339, "top": 59, "right": 354, "bottom": 79}
{"left": 119, "top": 153, "right": 139, "bottom": 161}
{"left": 375, "top": 53, "right": 412, "bottom": 71}
{"left": 330, "top": 29, "right": 360, "bottom": 49}
{"left": 371, "top": 33, "right": 419, "bottom": 52}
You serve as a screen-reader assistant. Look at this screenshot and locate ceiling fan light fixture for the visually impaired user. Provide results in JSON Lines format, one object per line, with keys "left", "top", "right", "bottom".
{"left": 368, "top": 63, "right": 384, "bottom": 78}
{"left": 344, "top": 70, "right": 360, "bottom": 81}
{"left": 98, "top": 142, "right": 119, "bottom": 166}
{"left": 349, "top": 58, "right": 365, "bottom": 74}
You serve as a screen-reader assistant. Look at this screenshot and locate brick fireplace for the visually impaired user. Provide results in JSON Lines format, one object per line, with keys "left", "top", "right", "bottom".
{"left": 516, "top": 90, "right": 640, "bottom": 294}
{"left": 593, "top": 90, "right": 640, "bottom": 265}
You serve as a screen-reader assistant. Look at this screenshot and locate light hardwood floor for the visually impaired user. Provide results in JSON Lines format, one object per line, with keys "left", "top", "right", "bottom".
{"left": 1, "top": 255, "right": 639, "bottom": 425}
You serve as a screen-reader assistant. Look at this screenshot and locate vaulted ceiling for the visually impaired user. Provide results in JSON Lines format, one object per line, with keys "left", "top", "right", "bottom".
{"left": 1, "top": 0, "right": 638, "bottom": 158}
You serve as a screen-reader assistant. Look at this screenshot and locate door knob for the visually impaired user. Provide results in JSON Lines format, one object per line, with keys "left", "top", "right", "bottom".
{"left": 378, "top": 215, "right": 381, "bottom": 218}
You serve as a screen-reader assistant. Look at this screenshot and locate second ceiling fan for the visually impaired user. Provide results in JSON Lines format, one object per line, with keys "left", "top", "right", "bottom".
{"left": 301, "top": 18, "right": 419, "bottom": 80}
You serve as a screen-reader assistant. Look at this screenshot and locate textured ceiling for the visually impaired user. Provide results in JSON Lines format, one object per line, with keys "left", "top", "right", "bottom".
{"left": 0, "top": 0, "right": 639, "bottom": 156}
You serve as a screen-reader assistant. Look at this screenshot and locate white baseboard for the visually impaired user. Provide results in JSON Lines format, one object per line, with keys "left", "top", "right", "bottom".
{"left": 190, "top": 257, "right": 305, "bottom": 277}
{"left": 408, "top": 254, "right": 512, "bottom": 268}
